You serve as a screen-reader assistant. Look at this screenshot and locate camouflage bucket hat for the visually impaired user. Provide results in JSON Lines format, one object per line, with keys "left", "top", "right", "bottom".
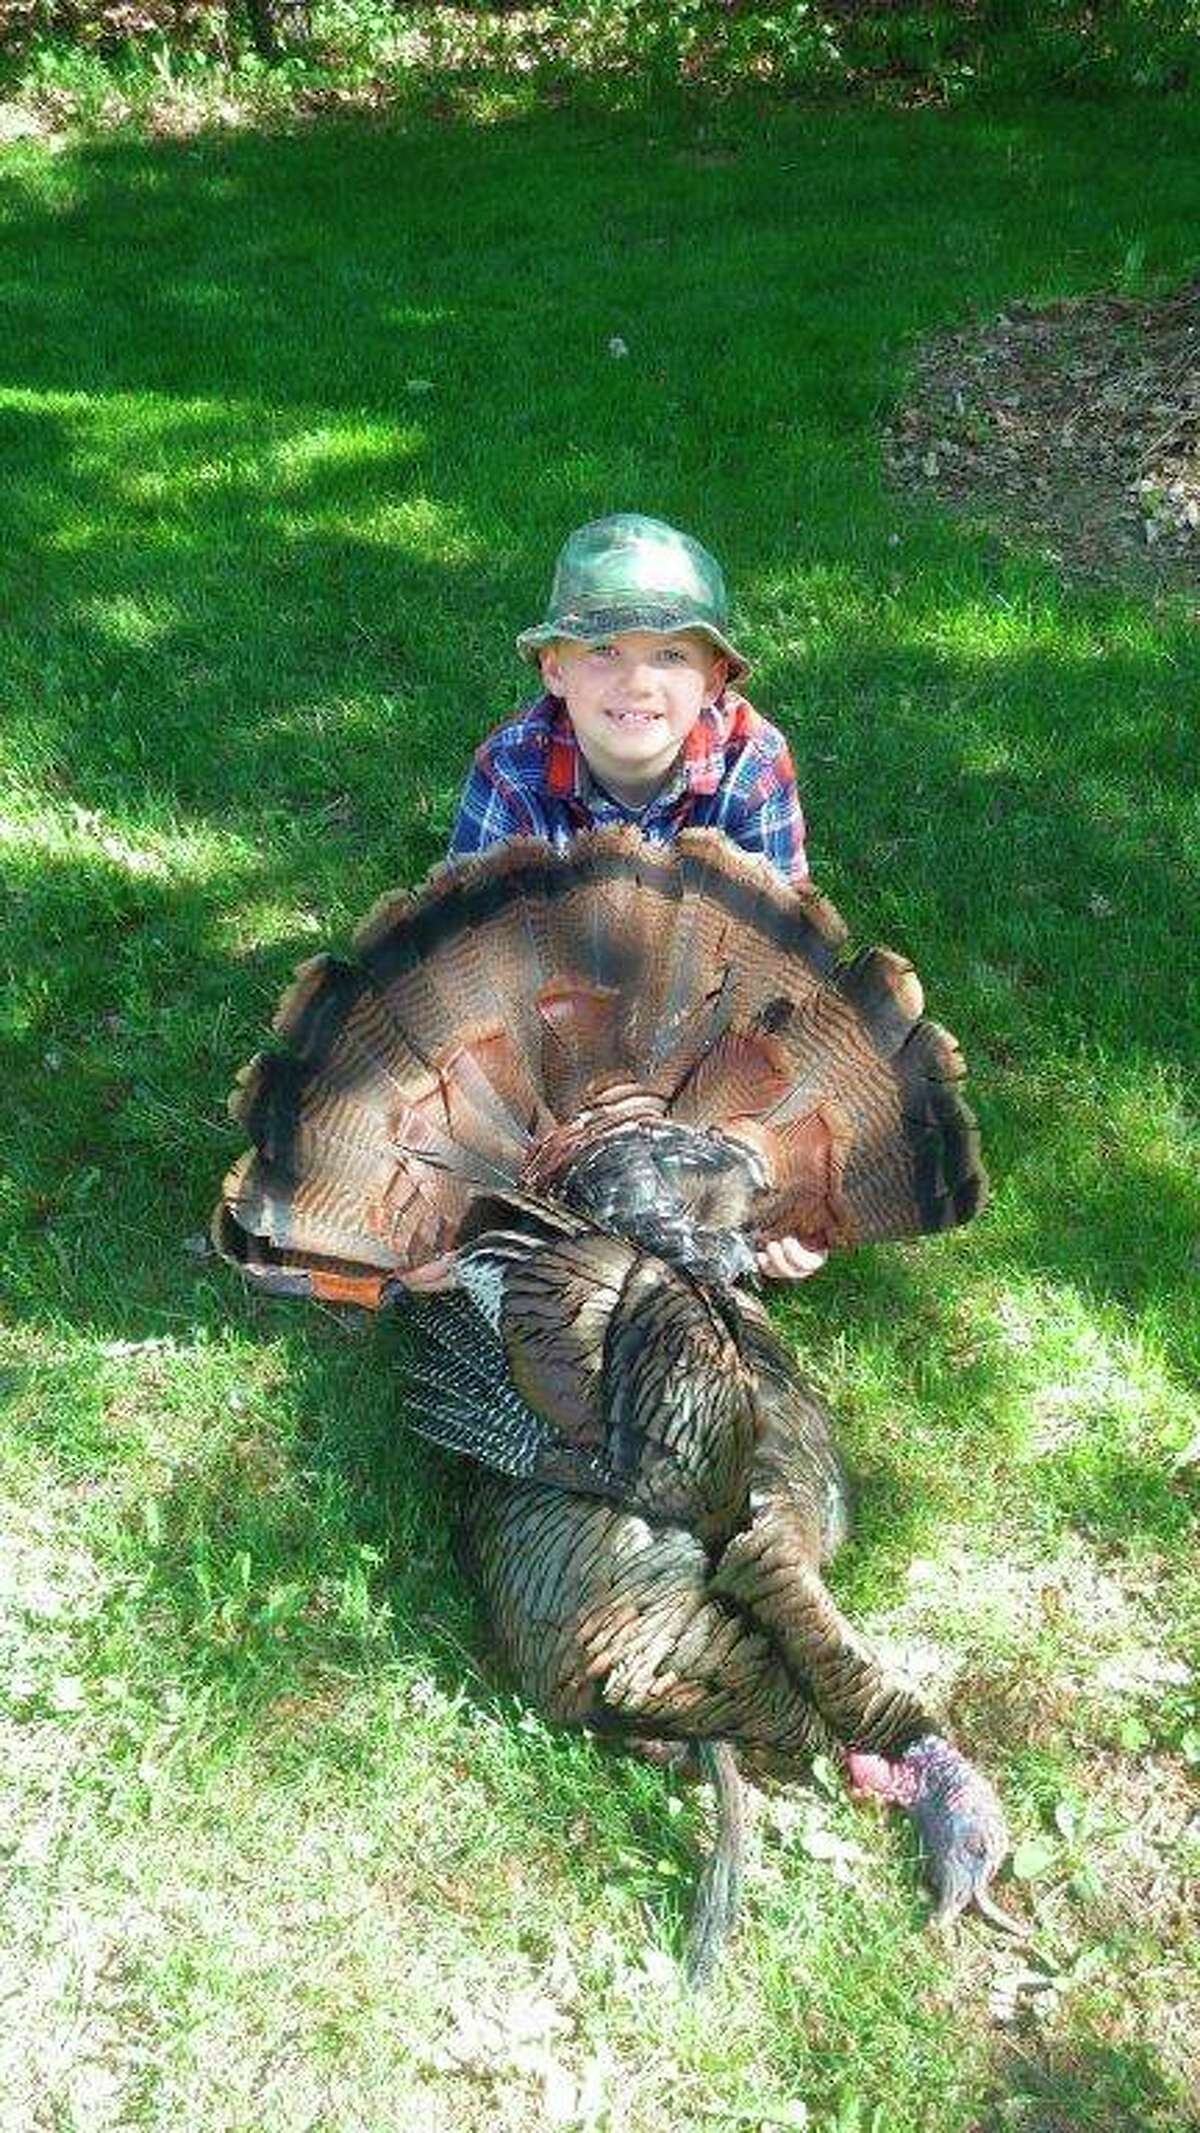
{"left": 516, "top": 513, "right": 750, "bottom": 681}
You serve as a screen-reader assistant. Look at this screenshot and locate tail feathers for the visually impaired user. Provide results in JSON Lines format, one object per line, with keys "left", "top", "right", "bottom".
{"left": 665, "top": 941, "right": 984, "bottom": 1249}
{"left": 355, "top": 876, "right": 549, "bottom": 1143}
{"left": 498, "top": 868, "right": 600, "bottom": 1114}
{"left": 833, "top": 1020, "right": 985, "bottom": 1243}
{"left": 667, "top": 1024, "right": 796, "bottom": 1126}
{"left": 642, "top": 967, "right": 740, "bottom": 1103}
{"left": 534, "top": 838, "right": 678, "bottom": 1109}
{"left": 272, "top": 955, "right": 400, "bottom": 1092}
{"left": 276, "top": 948, "right": 539, "bottom": 1166}
{"left": 662, "top": 948, "right": 924, "bottom": 1139}
{"left": 229, "top": 1051, "right": 390, "bottom": 1165}
{"left": 684, "top": 1741, "right": 746, "bottom": 1989}
{"left": 355, "top": 842, "right": 644, "bottom": 1130}
{"left": 221, "top": 1146, "right": 407, "bottom": 1271}
{"left": 221, "top": 1043, "right": 523, "bottom": 1285}
{"left": 639, "top": 839, "right": 845, "bottom": 1078}
{"left": 210, "top": 1199, "right": 396, "bottom": 1308}
{"left": 213, "top": 827, "right": 987, "bottom": 1303}
{"left": 614, "top": 839, "right": 694, "bottom": 1068}
{"left": 534, "top": 978, "right": 628, "bottom": 1119}
{"left": 679, "top": 841, "right": 841, "bottom": 1036}
{"left": 728, "top": 1104, "right": 852, "bottom": 1249}
{"left": 835, "top": 947, "right": 926, "bottom": 1061}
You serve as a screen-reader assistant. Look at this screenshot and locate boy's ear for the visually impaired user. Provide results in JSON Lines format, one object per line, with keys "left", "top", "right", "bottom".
{"left": 706, "top": 652, "right": 730, "bottom": 702}
{"left": 539, "top": 644, "right": 566, "bottom": 694}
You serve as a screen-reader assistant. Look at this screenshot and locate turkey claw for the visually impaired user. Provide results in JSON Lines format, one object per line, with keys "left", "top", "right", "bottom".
{"left": 966, "top": 1885, "right": 1028, "bottom": 1937}
{"left": 925, "top": 1855, "right": 1025, "bottom": 1937}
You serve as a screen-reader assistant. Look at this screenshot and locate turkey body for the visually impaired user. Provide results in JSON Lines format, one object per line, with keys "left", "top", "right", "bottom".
{"left": 213, "top": 827, "right": 1012, "bottom": 1968}
{"left": 460, "top": 1314, "right": 930, "bottom": 1768}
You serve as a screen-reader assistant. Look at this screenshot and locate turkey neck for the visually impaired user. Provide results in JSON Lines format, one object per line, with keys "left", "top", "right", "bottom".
{"left": 710, "top": 1504, "right": 934, "bottom": 1758}
{"left": 711, "top": 1301, "right": 937, "bottom": 1758}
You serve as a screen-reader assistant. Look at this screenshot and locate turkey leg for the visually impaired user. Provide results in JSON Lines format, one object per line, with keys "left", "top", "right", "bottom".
{"left": 709, "top": 1494, "right": 1017, "bottom": 1930}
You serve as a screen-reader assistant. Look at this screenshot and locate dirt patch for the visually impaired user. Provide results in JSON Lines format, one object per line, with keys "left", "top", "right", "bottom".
{"left": 884, "top": 281, "right": 1199, "bottom": 589}
{"left": 0, "top": 99, "right": 68, "bottom": 149}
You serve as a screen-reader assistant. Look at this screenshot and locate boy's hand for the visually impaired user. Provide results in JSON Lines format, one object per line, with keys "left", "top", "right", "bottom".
{"left": 756, "top": 1237, "right": 828, "bottom": 1283}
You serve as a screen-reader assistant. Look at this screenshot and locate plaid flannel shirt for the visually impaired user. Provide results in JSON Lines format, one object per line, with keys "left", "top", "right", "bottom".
{"left": 447, "top": 690, "right": 807, "bottom": 882}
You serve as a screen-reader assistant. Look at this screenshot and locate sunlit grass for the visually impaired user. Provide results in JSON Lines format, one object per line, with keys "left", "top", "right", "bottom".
{"left": 1, "top": 87, "right": 1198, "bottom": 2133}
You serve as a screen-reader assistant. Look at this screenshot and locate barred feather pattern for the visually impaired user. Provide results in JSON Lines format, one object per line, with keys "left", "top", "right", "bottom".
{"left": 212, "top": 828, "right": 1000, "bottom": 1962}
{"left": 463, "top": 1474, "right": 833, "bottom": 1756}
{"left": 457, "top": 1282, "right": 934, "bottom": 1767}
{"left": 214, "top": 826, "right": 985, "bottom": 1301}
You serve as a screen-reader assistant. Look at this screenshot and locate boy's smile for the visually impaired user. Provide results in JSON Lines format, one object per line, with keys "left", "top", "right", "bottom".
{"left": 540, "top": 629, "right": 726, "bottom": 809}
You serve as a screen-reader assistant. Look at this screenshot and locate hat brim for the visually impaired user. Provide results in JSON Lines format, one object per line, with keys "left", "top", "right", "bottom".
{"left": 517, "top": 606, "right": 749, "bottom": 684}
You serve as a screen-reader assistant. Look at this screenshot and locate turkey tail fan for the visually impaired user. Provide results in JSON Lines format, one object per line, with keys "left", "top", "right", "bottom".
{"left": 213, "top": 824, "right": 985, "bottom": 1303}
{"left": 632, "top": 836, "right": 848, "bottom": 1083}
{"left": 651, "top": 855, "right": 986, "bottom": 1251}
{"left": 213, "top": 931, "right": 536, "bottom": 1301}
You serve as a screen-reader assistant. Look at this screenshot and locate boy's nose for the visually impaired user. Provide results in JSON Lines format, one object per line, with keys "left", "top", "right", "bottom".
{"left": 619, "top": 660, "right": 658, "bottom": 696}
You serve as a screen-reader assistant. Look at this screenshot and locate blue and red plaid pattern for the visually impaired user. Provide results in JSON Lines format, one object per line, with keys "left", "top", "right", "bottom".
{"left": 448, "top": 691, "right": 808, "bottom": 882}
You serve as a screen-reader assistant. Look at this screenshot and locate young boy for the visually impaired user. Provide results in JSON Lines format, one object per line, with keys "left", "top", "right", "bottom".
{"left": 446, "top": 511, "right": 824, "bottom": 1284}
{"left": 449, "top": 512, "right": 809, "bottom": 885}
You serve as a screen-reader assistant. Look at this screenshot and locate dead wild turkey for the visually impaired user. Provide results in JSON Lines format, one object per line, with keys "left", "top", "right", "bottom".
{"left": 213, "top": 826, "right": 1018, "bottom": 1978}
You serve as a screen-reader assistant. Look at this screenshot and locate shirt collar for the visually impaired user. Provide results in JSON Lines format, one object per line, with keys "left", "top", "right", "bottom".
{"left": 540, "top": 691, "right": 736, "bottom": 804}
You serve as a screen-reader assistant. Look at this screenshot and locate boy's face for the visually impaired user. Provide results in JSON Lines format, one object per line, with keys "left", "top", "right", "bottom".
{"left": 540, "top": 629, "right": 726, "bottom": 800}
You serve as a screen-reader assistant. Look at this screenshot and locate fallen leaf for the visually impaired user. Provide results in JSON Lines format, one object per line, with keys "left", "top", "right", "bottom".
{"left": 1010, "top": 1835, "right": 1057, "bottom": 1881}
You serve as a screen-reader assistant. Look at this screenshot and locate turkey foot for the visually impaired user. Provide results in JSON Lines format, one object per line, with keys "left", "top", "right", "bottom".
{"left": 846, "top": 1735, "right": 1024, "bottom": 1934}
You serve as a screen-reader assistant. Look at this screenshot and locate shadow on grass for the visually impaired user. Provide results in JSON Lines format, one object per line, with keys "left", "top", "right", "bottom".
{"left": 989, "top": 2031, "right": 1200, "bottom": 2133}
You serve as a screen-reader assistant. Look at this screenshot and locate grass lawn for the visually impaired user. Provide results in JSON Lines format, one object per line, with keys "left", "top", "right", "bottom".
{"left": 2, "top": 84, "right": 1198, "bottom": 2133}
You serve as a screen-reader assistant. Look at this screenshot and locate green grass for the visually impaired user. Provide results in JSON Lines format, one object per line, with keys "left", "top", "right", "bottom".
{"left": 2, "top": 87, "right": 1198, "bottom": 2133}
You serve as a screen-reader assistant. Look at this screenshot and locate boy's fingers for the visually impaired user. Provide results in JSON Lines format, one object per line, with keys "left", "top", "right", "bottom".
{"left": 756, "top": 1238, "right": 829, "bottom": 1281}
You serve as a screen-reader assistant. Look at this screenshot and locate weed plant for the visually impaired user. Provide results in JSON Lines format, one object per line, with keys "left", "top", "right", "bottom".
{"left": 4, "top": 0, "right": 1200, "bottom": 131}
